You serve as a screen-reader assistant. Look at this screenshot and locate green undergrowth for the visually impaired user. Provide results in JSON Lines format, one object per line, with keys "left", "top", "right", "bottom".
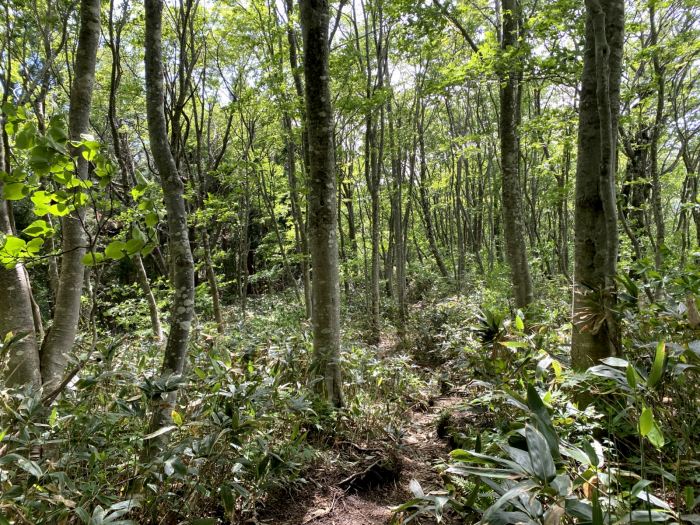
{"left": 395, "top": 275, "right": 700, "bottom": 525}
{"left": 0, "top": 292, "right": 430, "bottom": 524}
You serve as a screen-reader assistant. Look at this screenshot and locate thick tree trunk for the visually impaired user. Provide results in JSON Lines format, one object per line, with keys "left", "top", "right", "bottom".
{"left": 0, "top": 132, "right": 42, "bottom": 389}
{"left": 572, "top": 0, "right": 624, "bottom": 370}
{"left": 499, "top": 0, "right": 533, "bottom": 309}
{"left": 300, "top": 0, "right": 343, "bottom": 407}
{"left": 40, "top": 0, "right": 101, "bottom": 390}
{"left": 144, "top": 0, "right": 196, "bottom": 453}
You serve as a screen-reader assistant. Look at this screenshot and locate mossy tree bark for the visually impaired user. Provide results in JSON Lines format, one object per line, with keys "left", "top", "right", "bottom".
{"left": 572, "top": 0, "right": 624, "bottom": 370}
{"left": 300, "top": 0, "right": 343, "bottom": 407}
{"left": 499, "top": 0, "right": 533, "bottom": 309}
{"left": 144, "top": 0, "right": 196, "bottom": 453}
{"left": 40, "top": 0, "right": 101, "bottom": 391}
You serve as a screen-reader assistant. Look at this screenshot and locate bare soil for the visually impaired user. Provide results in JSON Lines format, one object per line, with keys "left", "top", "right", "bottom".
{"left": 259, "top": 397, "right": 464, "bottom": 525}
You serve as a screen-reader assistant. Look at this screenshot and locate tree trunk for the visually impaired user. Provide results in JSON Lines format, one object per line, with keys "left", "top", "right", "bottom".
{"left": 107, "top": 1, "right": 164, "bottom": 342}
{"left": 144, "top": 0, "right": 196, "bottom": 454}
{"left": 418, "top": 103, "right": 450, "bottom": 279}
{"left": 572, "top": 0, "right": 624, "bottom": 370}
{"left": 300, "top": 0, "right": 343, "bottom": 407}
{"left": 40, "top": 0, "right": 101, "bottom": 391}
{"left": 0, "top": 132, "right": 42, "bottom": 389}
{"left": 134, "top": 254, "right": 164, "bottom": 342}
{"left": 649, "top": 3, "right": 665, "bottom": 274}
{"left": 499, "top": 0, "right": 533, "bottom": 309}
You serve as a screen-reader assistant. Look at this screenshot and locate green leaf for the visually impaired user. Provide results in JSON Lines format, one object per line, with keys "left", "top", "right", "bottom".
{"left": 639, "top": 407, "right": 654, "bottom": 436}
{"left": 221, "top": 485, "right": 235, "bottom": 514}
{"left": 647, "top": 341, "right": 665, "bottom": 388}
{"left": 125, "top": 238, "right": 145, "bottom": 255}
{"left": 49, "top": 407, "right": 58, "bottom": 427}
{"left": 526, "top": 383, "right": 560, "bottom": 461}
{"left": 15, "top": 122, "right": 37, "bottom": 149}
{"left": 639, "top": 407, "right": 665, "bottom": 448}
{"left": 23, "top": 219, "right": 52, "bottom": 237}
{"left": 626, "top": 363, "right": 637, "bottom": 389}
{"left": 105, "top": 241, "right": 127, "bottom": 260}
{"left": 499, "top": 341, "right": 529, "bottom": 349}
{"left": 3, "top": 182, "right": 27, "bottom": 200}
{"left": 171, "top": 410, "right": 183, "bottom": 426}
{"left": 82, "top": 252, "right": 105, "bottom": 266}
{"left": 647, "top": 423, "right": 665, "bottom": 449}
{"left": 2, "top": 236, "right": 26, "bottom": 256}
{"left": 0, "top": 453, "right": 43, "bottom": 477}
{"left": 145, "top": 212, "right": 159, "bottom": 228}
{"left": 514, "top": 315, "right": 524, "bottom": 331}
{"left": 26, "top": 238, "right": 44, "bottom": 254}
{"left": 685, "top": 486, "right": 695, "bottom": 512}
{"left": 525, "top": 424, "right": 556, "bottom": 483}
{"left": 131, "top": 184, "right": 147, "bottom": 201}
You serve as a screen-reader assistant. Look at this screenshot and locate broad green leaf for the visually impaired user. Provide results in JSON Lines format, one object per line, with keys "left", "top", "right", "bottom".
{"left": 15, "top": 122, "right": 36, "bottom": 149}
{"left": 23, "top": 219, "right": 51, "bottom": 237}
{"left": 0, "top": 453, "right": 43, "bottom": 477}
{"left": 2, "top": 236, "right": 26, "bottom": 256}
{"left": 526, "top": 384, "right": 560, "bottom": 460}
{"left": 514, "top": 315, "right": 524, "bottom": 331}
{"left": 145, "top": 212, "right": 159, "bottom": 227}
{"left": 105, "top": 241, "right": 127, "bottom": 260}
{"left": 647, "top": 423, "right": 665, "bottom": 449}
{"left": 82, "top": 252, "right": 105, "bottom": 266}
{"left": 3, "top": 182, "right": 27, "bottom": 200}
{"left": 26, "top": 238, "right": 44, "bottom": 254}
{"left": 525, "top": 425, "right": 556, "bottom": 483}
{"left": 125, "top": 238, "right": 145, "bottom": 255}
{"left": 640, "top": 407, "right": 654, "bottom": 436}
{"left": 221, "top": 485, "right": 235, "bottom": 514}
{"left": 647, "top": 341, "right": 665, "bottom": 388}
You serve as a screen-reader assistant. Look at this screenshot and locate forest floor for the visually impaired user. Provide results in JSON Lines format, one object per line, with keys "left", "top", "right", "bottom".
{"left": 259, "top": 395, "right": 465, "bottom": 525}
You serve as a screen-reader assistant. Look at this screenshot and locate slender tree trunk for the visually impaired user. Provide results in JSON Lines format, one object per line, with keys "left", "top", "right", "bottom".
{"left": 144, "top": 0, "right": 196, "bottom": 453}
{"left": 388, "top": 97, "right": 407, "bottom": 342}
{"left": 499, "top": 0, "right": 533, "bottom": 309}
{"left": 649, "top": 4, "right": 665, "bottom": 274}
{"left": 300, "top": 0, "right": 343, "bottom": 407}
{"left": 572, "top": 0, "right": 624, "bottom": 369}
{"left": 418, "top": 107, "right": 449, "bottom": 279}
{"left": 107, "top": 1, "right": 163, "bottom": 342}
{"left": 134, "top": 254, "right": 164, "bottom": 341}
{"left": 367, "top": 113, "right": 382, "bottom": 342}
{"left": 284, "top": 116, "right": 312, "bottom": 317}
{"left": 40, "top": 0, "right": 101, "bottom": 390}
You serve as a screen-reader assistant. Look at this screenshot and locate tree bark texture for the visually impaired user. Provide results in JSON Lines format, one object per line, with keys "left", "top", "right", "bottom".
{"left": 40, "top": 0, "right": 101, "bottom": 390}
{"left": 300, "top": 0, "right": 343, "bottom": 407}
{"left": 572, "top": 0, "right": 624, "bottom": 370}
{"left": 499, "top": 0, "right": 533, "bottom": 309}
{"left": 144, "top": 0, "right": 196, "bottom": 452}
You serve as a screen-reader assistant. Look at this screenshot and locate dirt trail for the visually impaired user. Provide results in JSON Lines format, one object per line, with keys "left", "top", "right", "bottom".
{"left": 260, "top": 396, "right": 464, "bottom": 525}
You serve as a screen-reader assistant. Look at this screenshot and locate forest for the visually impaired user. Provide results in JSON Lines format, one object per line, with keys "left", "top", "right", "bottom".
{"left": 0, "top": 0, "right": 699, "bottom": 523}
